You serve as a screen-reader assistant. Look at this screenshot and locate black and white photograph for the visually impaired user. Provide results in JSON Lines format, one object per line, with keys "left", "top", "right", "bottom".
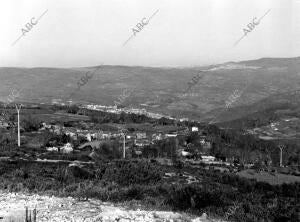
{"left": 0, "top": 0, "right": 299, "bottom": 221}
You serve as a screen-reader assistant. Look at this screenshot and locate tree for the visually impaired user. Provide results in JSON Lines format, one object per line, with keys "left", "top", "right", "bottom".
{"left": 21, "top": 115, "right": 42, "bottom": 132}
{"left": 67, "top": 105, "right": 79, "bottom": 114}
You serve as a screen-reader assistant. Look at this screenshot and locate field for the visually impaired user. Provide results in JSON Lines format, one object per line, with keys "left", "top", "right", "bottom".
{"left": 1, "top": 107, "right": 90, "bottom": 123}
{"left": 237, "top": 169, "right": 300, "bottom": 185}
{"left": 250, "top": 117, "right": 300, "bottom": 140}
{"left": 33, "top": 112, "right": 90, "bottom": 122}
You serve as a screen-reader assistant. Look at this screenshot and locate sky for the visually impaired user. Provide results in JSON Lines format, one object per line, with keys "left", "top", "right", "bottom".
{"left": 0, "top": 0, "right": 299, "bottom": 67}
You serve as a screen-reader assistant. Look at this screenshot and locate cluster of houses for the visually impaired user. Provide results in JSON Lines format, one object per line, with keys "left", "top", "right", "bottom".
{"left": 39, "top": 121, "right": 273, "bottom": 171}
{"left": 38, "top": 118, "right": 222, "bottom": 166}
{"left": 0, "top": 120, "right": 9, "bottom": 128}
{"left": 41, "top": 121, "right": 182, "bottom": 153}
{"left": 46, "top": 143, "right": 73, "bottom": 154}
{"left": 41, "top": 121, "right": 214, "bottom": 159}
{"left": 83, "top": 104, "right": 176, "bottom": 120}
{"left": 1, "top": 111, "right": 218, "bottom": 163}
{"left": 42, "top": 121, "right": 190, "bottom": 144}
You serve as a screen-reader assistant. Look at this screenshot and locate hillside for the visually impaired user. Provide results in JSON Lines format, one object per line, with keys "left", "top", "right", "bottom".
{"left": 213, "top": 89, "right": 300, "bottom": 124}
{"left": 1, "top": 57, "right": 300, "bottom": 121}
{"left": 214, "top": 89, "right": 300, "bottom": 142}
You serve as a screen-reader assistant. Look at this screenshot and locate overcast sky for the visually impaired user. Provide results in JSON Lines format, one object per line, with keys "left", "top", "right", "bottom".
{"left": 0, "top": 0, "right": 299, "bottom": 67}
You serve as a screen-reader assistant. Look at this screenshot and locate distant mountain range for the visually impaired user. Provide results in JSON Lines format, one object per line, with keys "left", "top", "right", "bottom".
{"left": 1, "top": 57, "right": 300, "bottom": 123}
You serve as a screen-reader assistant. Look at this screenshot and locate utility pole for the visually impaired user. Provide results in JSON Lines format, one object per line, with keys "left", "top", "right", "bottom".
{"left": 278, "top": 144, "right": 285, "bottom": 167}
{"left": 122, "top": 133, "right": 126, "bottom": 159}
{"left": 119, "top": 128, "right": 127, "bottom": 159}
{"left": 15, "top": 104, "right": 22, "bottom": 147}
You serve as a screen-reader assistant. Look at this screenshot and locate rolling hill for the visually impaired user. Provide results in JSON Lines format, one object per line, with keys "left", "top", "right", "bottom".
{"left": 1, "top": 57, "right": 300, "bottom": 122}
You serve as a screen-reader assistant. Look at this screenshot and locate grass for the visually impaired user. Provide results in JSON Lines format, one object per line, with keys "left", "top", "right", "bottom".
{"left": 26, "top": 112, "right": 90, "bottom": 123}
{"left": 0, "top": 107, "right": 89, "bottom": 123}
{"left": 237, "top": 169, "right": 300, "bottom": 185}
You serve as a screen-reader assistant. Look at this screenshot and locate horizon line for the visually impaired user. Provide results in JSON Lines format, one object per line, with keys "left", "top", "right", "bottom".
{"left": 0, "top": 55, "right": 299, "bottom": 69}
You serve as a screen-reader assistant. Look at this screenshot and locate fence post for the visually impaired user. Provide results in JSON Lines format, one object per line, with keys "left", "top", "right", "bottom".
{"left": 33, "top": 208, "right": 37, "bottom": 222}
{"left": 25, "top": 207, "right": 28, "bottom": 222}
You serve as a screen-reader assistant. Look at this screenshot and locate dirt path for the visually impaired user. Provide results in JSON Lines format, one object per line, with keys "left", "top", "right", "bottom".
{"left": 0, "top": 191, "right": 225, "bottom": 222}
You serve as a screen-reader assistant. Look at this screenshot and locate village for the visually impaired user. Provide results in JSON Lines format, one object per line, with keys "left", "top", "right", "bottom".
{"left": 1, "top": 100, "right": 297, "bottom": 176}
{"left": 39, "top": 119, "right": 219, "bottom": 165}
{"left": 0, "top": 101, "right": 234, "bottom": 171}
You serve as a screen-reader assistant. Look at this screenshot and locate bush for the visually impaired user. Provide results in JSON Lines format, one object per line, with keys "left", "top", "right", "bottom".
{"left": 165, "top": 184, "right": 226, "bottom": 210}
{"left": 67, "top": 105, "right": 79, "bottom": 114}
{"left": 21, "top": 115, "right": 42, "bottom": 132}
{"left": 0, "top": 160, "right": 299, "bottom": 222}
{"left": 101, "top": 160, "right": 163, "bottom": 186}
{"left": 66, "top": 164, "right": 94, "bottom": 179}
{"left": 12, "top": 167, "right": 29, "bottom": 179}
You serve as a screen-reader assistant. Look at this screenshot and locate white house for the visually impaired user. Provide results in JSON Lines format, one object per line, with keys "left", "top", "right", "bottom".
{"left": 200, "top": 138, "right": 206, "bottom": 145}
{"left": 65, "top": 131, "right": 77, "bottom": 139}
{"left": 201, "top": 155, "right": 216, "bottom": 162}
{"left": 181, "top": 150, "right": 193, "bottom": 157}
{"left": 192, "top": 127, "right": 198, "bottom": 132}
{"left": 152, "top": 133, "right": 163, "bottom": 141}
{"left": 86, "top": 133, "right": 92, "bottom": 142}
{"left": 0, "top": 121, "right": 9, "bottom": 128}
{"left": 136, "top": 132, "right": 147, "bottom": 139}
{"left": 46, "top": 147, "right": 58, "bottom": 152}
{"left": 165, "top": 133, "right": 177, "bottom": 138}
{"left": 61, "top": 143, "right": 73, "bottom": 153}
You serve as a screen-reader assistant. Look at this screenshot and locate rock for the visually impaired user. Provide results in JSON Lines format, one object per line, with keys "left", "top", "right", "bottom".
{"left": 191, "top": 213, "right": 208, "bottom": 222}
{"left": 200, "top": 213, "right": 207, "bottom": 219}
{"left": 88, "top": 151, "right": 99, "bottom": 160}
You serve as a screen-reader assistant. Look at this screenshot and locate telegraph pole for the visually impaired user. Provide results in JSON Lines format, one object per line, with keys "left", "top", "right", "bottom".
{"left": 278, "top": 144, "right": 285, "bottom": 167}
{"left": 119, "top": 128, "right": 127, "bottom": 159}
{"left": 15, "top": 104, "right": 22, "bottom": 147}
{"left": 122, "top": 133, "right": 126, "bottom": 159}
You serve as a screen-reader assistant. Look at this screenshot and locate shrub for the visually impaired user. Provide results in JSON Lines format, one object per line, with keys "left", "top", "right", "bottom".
{"left": 12, "top": 167, "right": 29, "bottom": 179}
{"left": 21, "top": 115, "right": 42, "bottom": 132}
{"left": 66, "top": 105, "right": 79, "bottom": 114}
{"left": 101, "top": 160, "right": 163, "bottom": 185}
{"left": 164, "top": 184, "right": 226, "bottom": 210}
{"left": 65, "top": 164, "right": 94, "bottom": 180}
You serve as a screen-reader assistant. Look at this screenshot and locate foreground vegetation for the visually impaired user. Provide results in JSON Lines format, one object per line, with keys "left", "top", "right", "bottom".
{"left": 0, "top": 159, "right": 299, "bottom": 222}
{"left": 0, "top": 103, "right": 299, "bottom": 221}
{"left": 237, "top": 169, "right": 300, "bottom": 185}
